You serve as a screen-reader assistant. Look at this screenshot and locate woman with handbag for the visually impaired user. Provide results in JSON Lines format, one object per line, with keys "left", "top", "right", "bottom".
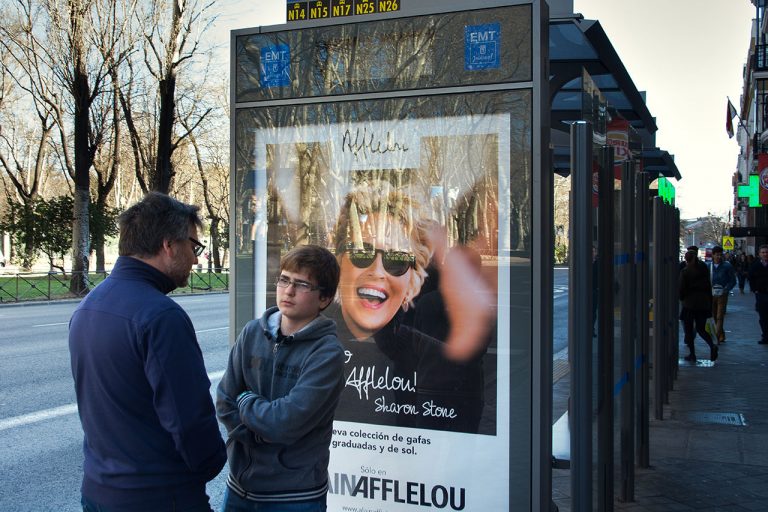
{"left": 679, "top": 250, "right": 719, "bottom": 362}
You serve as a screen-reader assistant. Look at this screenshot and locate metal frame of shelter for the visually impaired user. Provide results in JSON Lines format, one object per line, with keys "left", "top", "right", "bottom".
{"left": 229, "top": 1, "right": 553, "bottom": 510}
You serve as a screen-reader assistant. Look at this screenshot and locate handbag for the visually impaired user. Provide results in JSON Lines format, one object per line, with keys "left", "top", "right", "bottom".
{"left": 710, "top": 263, "right": 724, "bottom": 297}
{"left": 705, "top": 317, "right": 717, "bottom": 338}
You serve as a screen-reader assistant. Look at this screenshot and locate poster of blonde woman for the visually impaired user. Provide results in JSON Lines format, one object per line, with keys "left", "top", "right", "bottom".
{"left": 251, "top": 113, "right": 509, "bottom": 429}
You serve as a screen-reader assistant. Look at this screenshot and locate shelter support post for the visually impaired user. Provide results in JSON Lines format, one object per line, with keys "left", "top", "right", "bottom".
{"left": 619, "top": 160, "right": 636, "bottom": 503}
{"left": 652, "top": 196, "right": 665, "bottom": 420}
{"left": 635, "top": 171, "right": 650, "bottom": 468}
{"left": 596, "top": 145, "right": 614, "bottom": 512}
{"left": 569, "top": 121, "right": 593, "bottom": 512}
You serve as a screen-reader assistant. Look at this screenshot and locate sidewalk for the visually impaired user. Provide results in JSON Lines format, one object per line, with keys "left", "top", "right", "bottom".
{"left": 555, "top": 289, "right": 768, "bottom": 511}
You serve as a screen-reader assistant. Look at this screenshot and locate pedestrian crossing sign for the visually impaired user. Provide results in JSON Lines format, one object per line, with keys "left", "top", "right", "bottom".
{"left": 722, "top": 236, "right": 735, "bottom": 251}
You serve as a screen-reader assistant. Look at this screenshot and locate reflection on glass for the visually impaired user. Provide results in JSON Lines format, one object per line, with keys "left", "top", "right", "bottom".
{"left": 233, "top": 89, "right": 532, "bottom": 509}
{"left": 236, "top": 6, "right": 532, "bottom": 102}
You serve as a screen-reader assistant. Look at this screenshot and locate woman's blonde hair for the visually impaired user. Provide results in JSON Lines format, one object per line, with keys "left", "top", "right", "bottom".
{"left": 333, "top": 181, "right": 432, "bottom": 310}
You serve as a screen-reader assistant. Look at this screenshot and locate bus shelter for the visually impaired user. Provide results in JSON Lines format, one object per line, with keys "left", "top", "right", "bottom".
{"left": 229, "top": 1, "right": 552, "bottom": 509}
{"left": 550, "top": 12, "right": 682, "bottom": 511}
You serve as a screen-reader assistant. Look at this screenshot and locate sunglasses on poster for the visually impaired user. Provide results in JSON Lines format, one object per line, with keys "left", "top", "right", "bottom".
{"left": 344, "top": 243, "right": 416, "bottom": 277}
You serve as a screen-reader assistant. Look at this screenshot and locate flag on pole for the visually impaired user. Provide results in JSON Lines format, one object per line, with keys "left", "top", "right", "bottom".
{"left": 726, "top": 99, "right": 738, "bottom": 138}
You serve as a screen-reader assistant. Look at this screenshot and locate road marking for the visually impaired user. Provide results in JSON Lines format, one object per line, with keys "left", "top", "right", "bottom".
{"left": 0, "top": 404, "right": 78, "bottom": 431}
{"left": 28, "top": 323, "right": 225, "bottom": 331}
{"left": 208, "top": 370, "right": 225, "bottom": 381}
{"left": 0, "top": 369, "right": 227, "bottom": 432}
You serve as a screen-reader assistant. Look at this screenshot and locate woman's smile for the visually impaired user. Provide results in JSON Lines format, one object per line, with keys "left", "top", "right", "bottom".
{"left": 356, "top": 285, "right": 389, "bottom": 307}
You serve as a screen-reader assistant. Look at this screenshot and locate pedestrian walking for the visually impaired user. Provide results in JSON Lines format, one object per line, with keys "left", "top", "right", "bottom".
{"left": 748, "top": 244, "right": 768, "bottom": 344}
{"left": 710, "top": 246, "right": 736, "bottom": 344}
{"left": 679, "top": 250, "right": 718, "bottom": 362}
{"left": 680, "top": 245, "right": 707, "bottom": 272}
{"left": 68, "top": 192, "right": 226, "bottom": 512}
{"left": 216, "top": 244, "right": 344, "bottom": 511}
{"left": 734, "top": 252, "right": 748, "bottom": 293}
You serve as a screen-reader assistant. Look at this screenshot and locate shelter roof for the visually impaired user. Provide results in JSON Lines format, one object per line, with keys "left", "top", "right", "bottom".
{"left": 549, "top": 17, "right": 681, "bottom": 180}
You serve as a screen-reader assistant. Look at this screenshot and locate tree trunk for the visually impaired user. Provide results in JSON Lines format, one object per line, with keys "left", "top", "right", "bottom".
{"left": 95, "top": 244, "right": 105, "bottom": 273}
{"left": 154, "top": 76, "right": 176, "bottom": 193}
{"left": 69, "top": 3, "right": 91, "bottom": 296}
{"left": 71, "top": 187, "right": 90, "bottom": 294}
{"left": 210, "top": 216, "right": 222, "bottom": 271}
{"left": 93, "top": 200, "right": 106, "bottom": 273}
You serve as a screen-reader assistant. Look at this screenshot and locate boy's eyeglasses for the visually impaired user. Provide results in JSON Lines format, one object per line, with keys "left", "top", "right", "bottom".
{"left": 344, "top": 243, "right": 415, "bottom": 277}
{"left": 275, "top": 275, "right": 323, "bottom": 293}
{"left": 189, "top": 237, "right": 206, "bottom": 257}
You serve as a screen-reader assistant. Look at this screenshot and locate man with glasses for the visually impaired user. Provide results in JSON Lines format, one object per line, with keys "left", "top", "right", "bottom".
{"left": 216, "top": 244, "right": 344, "bottom": 512}
{"left": 69, "top": 192, "right": 226, "bottom": 512}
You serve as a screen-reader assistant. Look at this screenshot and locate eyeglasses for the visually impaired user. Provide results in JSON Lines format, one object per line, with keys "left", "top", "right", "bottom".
{"left": 189, "top": 237, "right": 206, "bottom": 257}
{"left": 344, "top": 243, "right": 415, "bottom": 277}
{"left": 275, "top": 275, "right": 323, "bottom": 293}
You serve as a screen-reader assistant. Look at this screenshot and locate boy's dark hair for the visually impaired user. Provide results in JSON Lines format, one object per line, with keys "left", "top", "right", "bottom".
{"left": 281, "top": 244, "right": 340, "bottom": 301}
{"left": 118, "top": 192, "right": 203, "bottom": 257}
{"left": 712, "top": 246, "right": 724, "bottom": 254}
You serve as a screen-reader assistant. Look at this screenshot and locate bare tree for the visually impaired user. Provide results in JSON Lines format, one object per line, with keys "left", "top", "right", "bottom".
{"left": 700, "top": 212, "right": 728, "bottom": 247}
{"left": 0, "top": 1, "right": 60, "bottom": 268}
{"left": 177, "top": 76, "right": 229, "bottom": 269}
{"left": 135, "top": 0, "right": 216, "bottom": 193}
{"left": 44, "top": 0, "right": 135, "bottom": 292}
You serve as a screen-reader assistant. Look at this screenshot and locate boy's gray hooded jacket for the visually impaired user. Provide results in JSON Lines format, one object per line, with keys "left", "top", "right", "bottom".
{"left": 216, "top": 306, "right": 344, "bottom": 502}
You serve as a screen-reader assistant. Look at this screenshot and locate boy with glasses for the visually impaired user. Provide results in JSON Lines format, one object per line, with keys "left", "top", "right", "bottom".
{"left": 216, "top": 244, "right": 344, "bottom": 512}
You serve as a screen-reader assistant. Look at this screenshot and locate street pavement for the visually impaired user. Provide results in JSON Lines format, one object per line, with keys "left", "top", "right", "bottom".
{"left": 553, "top": 288, "right": 768, "bottom": 511}
{"left": 0, "top": 294, "right": 232, "bottom": 511}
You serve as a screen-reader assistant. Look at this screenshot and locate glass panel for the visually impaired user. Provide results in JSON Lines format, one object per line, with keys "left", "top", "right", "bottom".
{"left": 235, "top": 5, "right": 532, "bottom": 102}
{"left": 234, "top": 90, "right": 532, "bottom": 508}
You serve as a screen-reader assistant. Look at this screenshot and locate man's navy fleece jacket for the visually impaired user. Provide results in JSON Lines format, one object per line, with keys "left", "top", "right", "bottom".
{"left": 68, "top": 256, "right": 225, "bottom": 508}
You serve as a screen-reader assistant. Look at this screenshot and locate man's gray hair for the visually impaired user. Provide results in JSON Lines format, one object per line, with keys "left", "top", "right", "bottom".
{"left": 117, "top": 192, "right": 202, "bottom": 257}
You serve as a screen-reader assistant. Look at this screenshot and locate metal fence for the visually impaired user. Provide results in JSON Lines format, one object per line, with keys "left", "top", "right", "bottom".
{"left": 0, "top": 268, "right": 229, "bottom": 303}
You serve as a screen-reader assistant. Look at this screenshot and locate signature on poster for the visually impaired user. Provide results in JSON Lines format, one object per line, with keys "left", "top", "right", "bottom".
{"left": 345, "top": 362, "right": 417, "bottom": 399}
{"left": 342, "top": 127, "right": 409, "bottom": 160}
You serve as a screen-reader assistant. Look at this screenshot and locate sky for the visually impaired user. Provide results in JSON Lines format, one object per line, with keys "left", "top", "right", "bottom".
{"left": 209, "top": 0, "right": 755, "bottom": 220}
{"left": 574, "top": 0, "right": 755, "bottom": 220}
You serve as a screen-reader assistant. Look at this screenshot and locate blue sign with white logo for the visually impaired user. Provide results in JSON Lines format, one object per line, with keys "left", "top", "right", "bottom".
{"left": 260, "top": 44, "right": 291, "bottom": 88}
{"left": 465, "top": 23, "right": 500, "bottom": 71}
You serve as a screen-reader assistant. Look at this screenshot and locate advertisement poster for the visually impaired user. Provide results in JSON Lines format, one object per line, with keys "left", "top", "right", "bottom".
{"left": 759, "top": 153, "right": 768, "bottom": 206}
{"left": 249, "top": 114, "right": 512, "bottom": 510}
{"left": 607, "top": 118, "right": 630, "bottom": 179}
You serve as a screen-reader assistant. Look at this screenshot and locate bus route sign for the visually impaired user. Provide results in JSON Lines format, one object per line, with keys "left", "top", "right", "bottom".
{"left": 287, "top": 0, "right": 400, "bottom": 22}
